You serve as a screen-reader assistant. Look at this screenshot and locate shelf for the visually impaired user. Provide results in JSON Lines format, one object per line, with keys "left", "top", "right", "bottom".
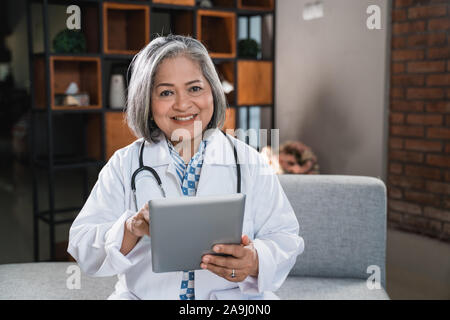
{"left": 105, "top": 108, "right": 127, "bottom": 112}
{"left": 237, "top": 14, "right": 273, "bottom": 59}
{"left": 34, "top": 0, "right": 100, "bottom": 4}
{"left": 197, "top": 10, "right": 236, "bottom": 58}
{"left": 201, "top": 0, "right": 235, "bottom": 10}
{"left": 210, "top": 0, "right": 236, "bottom": 9}
{"left": 33, "top": 52, "right": 101, "bottom": 58}
{"left": 105, "top": 112, "right": 137, "bottom": 160}
{"left": 38, "top": 216, "right": 75, "bottom": 226}
{"left": 102, "top": 53, "right": 136, "bottom": 60}
{"left": 238, "top": 0, "right": 274, "bottom": 11}
{"left": 103, "top": 2, "right": 150, "bottom": 55}
{"left": 49, "top": 56, "right": 102, "bottom": 110}
{"left": 38, "top": 206, "right": 83, "bottom": 218}
{"left": 32, "top": 107, "right": 104, "bottom": 114}
{"left": 31, "top": 1, "right": 100, "bottom": 54}
{"left": 237, "top": 60, "right": 272, "bottom": 105}
{"left": 237, "top": 8, "right": 274, "bottom": 16}
{"left": 150, "top": 6, "right": 194, "bottom": 39}
{"left": 152, "top": 0, "right": 195, "bottom": 6}
{"left": 35, "top": 157, "right": 105, "bottom": 170}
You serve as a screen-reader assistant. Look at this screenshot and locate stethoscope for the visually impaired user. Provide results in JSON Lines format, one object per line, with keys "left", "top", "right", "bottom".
{"left": 131, "top": 130, "right": 241, "bottom": 211}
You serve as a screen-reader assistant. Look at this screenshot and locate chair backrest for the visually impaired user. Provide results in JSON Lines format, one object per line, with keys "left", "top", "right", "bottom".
{"left": 278, "top": 174, "right": 387, "bottom": 287}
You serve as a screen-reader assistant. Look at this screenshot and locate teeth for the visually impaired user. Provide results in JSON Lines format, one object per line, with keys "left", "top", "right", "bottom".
{"left": 173, "top": 115, "right": 195, "bottom": 121}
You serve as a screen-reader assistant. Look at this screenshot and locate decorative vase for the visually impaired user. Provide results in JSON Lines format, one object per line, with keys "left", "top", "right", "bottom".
{"left": 109, "top": 74, "right": 126, "bottom": 109}
{"left": 197, "top": 0, "right": 213, "bottom": 8}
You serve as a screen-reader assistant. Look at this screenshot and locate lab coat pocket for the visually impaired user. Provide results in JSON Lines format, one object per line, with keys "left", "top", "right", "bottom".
{"left": 209, "top": 287, "right": 250, "bottom": 300}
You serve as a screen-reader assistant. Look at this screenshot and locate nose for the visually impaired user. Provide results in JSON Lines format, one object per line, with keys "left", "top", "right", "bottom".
{"left": 173, "top": 90, "right": 192, "bottom": 112}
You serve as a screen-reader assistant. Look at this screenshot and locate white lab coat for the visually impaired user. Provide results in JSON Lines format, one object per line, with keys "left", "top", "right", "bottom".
{"left": 68, "top": 128, "right": 304, "bottom": 300}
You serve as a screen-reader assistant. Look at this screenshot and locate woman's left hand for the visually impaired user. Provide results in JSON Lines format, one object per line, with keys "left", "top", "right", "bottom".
{"left": 200, "top": 235, "right": 259, "bottom": 282}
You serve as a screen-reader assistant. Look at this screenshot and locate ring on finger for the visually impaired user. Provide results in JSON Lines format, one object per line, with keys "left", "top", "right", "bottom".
{"left": 231, "top": 269, "right": 236, "bottom": 278}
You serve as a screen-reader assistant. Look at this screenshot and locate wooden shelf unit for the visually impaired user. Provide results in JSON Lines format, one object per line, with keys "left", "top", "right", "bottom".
{"left": 31, "top": 0, "right": 276, "bottom": 156}
{"left": 197, "top": 10, "right": 236, "bottom": 58}
{"left": 237, "top": 60, "right": 273, "bottom": 105}
{"left": 105, "top": 112, "right": 137, "bottom": 160}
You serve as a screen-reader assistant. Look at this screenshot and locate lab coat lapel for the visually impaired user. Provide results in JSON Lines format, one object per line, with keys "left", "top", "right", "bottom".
{"left": 141, "top": 134, "right": 179, "bottom": 182}
{"left": 196, "top": 128, "right": 236, "bottom": 195}
{"left": 203, "top": 128, "right": 237, "bottom": 166}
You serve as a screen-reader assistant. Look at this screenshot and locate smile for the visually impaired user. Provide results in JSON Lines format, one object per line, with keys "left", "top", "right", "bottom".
{"left": 171, "top": 114, "right": 198, "bottom": 121}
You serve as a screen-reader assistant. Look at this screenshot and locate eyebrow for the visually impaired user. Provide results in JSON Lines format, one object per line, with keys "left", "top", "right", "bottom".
{"left": 155, "top": 79, "right": 202, "bottom": 88}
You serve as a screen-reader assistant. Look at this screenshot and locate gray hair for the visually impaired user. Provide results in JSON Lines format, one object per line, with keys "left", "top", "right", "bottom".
{"left": 126, "top": 34, "right": 227, "bottom": 143}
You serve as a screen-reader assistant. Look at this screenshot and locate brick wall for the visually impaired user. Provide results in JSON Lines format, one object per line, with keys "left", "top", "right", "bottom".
{"left": 388, "top": 0, "right": 450, "bottom": 241}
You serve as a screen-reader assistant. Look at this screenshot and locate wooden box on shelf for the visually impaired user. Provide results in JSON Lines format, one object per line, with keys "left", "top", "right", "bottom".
{"left": 237, "top": 60, "right": 272, "bottom": 105}
{"left": 105, "top": 112, "right": 137, "bottom": 160}
{"left": 197, "top": 10, "right": 236, "bottom": 58}
{"left": 223, "top": 107, "right": 236, "bottom": 131}
{"left": 150, "top": 8, "right": 194, "bottom": 39}
{"left": 103, "top": 2, "right": 150, "bottom": 55}
{"left": 45, "top": 56, "right": 102, "bottom": 110}
{"left": 152, "top": 0, "right": 195, "bottom": 5}
{"left": 210, "top": 0, "right": 236, "bottom": 9}
{"left": 238, "top": 0, "right": 274, "bottom": 11}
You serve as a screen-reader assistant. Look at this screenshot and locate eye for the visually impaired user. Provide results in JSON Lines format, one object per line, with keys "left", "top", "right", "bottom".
{"left": 190, "top": 86, "right": 203, "bottom": 92}
{"left": 160, "top": 90, "right": 173, "bottom": 97}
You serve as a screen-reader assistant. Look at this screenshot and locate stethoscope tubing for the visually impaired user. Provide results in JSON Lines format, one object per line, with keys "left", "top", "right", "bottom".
{"left": 131, "top": 130, "right": 240, "bottom": 211}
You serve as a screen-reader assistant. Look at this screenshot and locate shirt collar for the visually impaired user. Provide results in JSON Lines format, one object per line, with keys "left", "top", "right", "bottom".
{"left": 140, "top": 128, "right": 236, "bottom": 167}
{"left": 166, "top": 136, "right": 207, "bottom": 162}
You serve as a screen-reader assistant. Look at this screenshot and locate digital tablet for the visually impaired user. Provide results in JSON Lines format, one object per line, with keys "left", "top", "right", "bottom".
{"left": 149, "top": 193, "right": 246, "bottom": 273}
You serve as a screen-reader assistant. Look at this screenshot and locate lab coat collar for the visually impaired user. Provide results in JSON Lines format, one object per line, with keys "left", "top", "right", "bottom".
{"left": 203, "top": 128, "right": 238, "bottom": 166}
{"left": 141, "top": 128, "right": 236, "bottom": 169}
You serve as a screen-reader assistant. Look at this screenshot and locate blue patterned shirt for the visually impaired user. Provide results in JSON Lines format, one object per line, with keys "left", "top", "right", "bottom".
{"left": 167, "top": 138, "right": 207, "bottom": 300}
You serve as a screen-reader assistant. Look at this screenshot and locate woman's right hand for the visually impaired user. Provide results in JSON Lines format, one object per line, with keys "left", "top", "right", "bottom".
{"left": 126, "top": 203, "right": 150, "bottom": 238}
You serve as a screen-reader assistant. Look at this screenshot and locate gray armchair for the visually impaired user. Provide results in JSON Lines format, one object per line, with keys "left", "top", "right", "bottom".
{"left": 275, "top": 175, "right": 389, "bottom": 299}
{"left": 0, "top": 175, "right": 389, "bottom": 299}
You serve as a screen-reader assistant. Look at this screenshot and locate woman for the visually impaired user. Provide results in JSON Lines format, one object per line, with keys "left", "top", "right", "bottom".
{"left": 68, "top": 34, "right": 303, "bottom": 300}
